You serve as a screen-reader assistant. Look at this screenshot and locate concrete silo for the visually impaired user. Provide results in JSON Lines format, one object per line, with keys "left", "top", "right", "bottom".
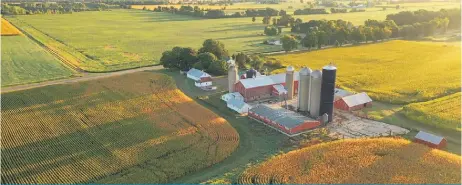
{"left": 319, "top": 64, "right": 337, "bottom": 122}
{"left": 309, "top": 70, "right": 322, "bottom": 118}
{"left": 298, "top": 67, "right": 312, "bottom": 112}
{"left": 228, "top": 64, "right": 238, "bottom": 92}
{"left": 285, "top": 66, "right": 295, "bottom": 100}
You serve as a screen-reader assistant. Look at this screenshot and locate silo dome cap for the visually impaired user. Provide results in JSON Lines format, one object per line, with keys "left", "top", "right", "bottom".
{"left": 323, "top": 64, "right": 337, "bottom": 70}
{"left": 299, "top": 67, "right": 312, "bottom": 75}
{"left": 286, "top": 66, "right": 295, "bottom": 71}
{"left": 311, "top": 70, "right": 322, "bottom": 78}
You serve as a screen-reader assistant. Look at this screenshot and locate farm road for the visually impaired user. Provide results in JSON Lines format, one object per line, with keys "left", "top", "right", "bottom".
{"left": 1, "top": 65, "right": 163, "bottom": 93}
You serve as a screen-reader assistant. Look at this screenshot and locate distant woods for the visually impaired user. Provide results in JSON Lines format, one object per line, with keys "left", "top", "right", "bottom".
{"left": 1, "top": 2, "right": 114, "bottom": 15}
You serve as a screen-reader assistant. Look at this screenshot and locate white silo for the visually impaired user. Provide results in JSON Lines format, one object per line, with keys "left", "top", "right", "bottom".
{"left": 298, "top": 67, "right": 312, "bottom": 112}
{"left": 309, "top": 70, "right": 322, "bottom": 118}
{"left": 285, "top": 66, "right": 295, "bottom": 100}
{"left": 228, "top": 64, "right": 238, "bottom": 92}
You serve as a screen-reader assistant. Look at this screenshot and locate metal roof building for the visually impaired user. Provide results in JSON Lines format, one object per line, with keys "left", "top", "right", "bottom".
{"left": 227, "top": 98, "right": 251, "bottom": 114}
{"left": 187, "top": 68, "right": 211, "bottom": 81}
{"left": 248, "top": 104, "right": 320, "bottom": 136}
{"left": 334, "top": 92, "right": 372, "bottom": 111}
{"left": 414, "top": 131, "right": 447, "bottom": 149}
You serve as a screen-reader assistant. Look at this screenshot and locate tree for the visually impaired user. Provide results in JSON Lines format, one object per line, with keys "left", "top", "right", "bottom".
{"left": 193, "top": 61, "right": 204, "bottom": 70}
{"left": 235, "top": 52, "right": 247, "bottom": 69}
{"left": 363, "top": 26, "right": 374, "bottom": 43}
{"left": 197, "top": 52, "right": 217, "bottom": 69}
{"left": 160, "top": 47, "right": 198, "bottom": 70}
{"left": 262, "top": 16, "right": 271, "bottom": 24}
{"left": 199, "top": 39, "right": 229, "bottom": 59}
{"left": 301, "top": 31, "right": 318, "bottom": 50}
{"left": 252, "top": 16, "right": 256, "bottom": 22}
{"left": 264, "top": 26, "right": 278, "bottom": 36}
{"left": 333, "top": 28, "right": 349, "bottom": 46}
{"left": 278, "top": 27, "right": 283, "bottom": 35}
{"left": 281, "top": 35, "right": 298, "bottom": 52}
{"left": 249, "top": 57, "right": 264, "bottom": 70}
{"left": 207, "top": 60, "right": 228, "bottom": 75}
{"left": 351, "top": 26, "right": 366, "bottom": 43}
{"left": 279, "top": 10, "right": 287, "bottom": 16}
{"left": 316, "top": 31, "right": 328, "bottom": 49}
{"left": 278, "top": 14, "right": 294, "bottom": 27}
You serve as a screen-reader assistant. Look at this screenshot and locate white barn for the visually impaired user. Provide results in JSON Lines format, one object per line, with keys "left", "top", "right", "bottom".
{"left": 221, "top": 92, "right": 244, "bottom": 102}
{"left": 195, "top": 77, "right": 213, "bottom": 87}
{"left": 227, "top": 98, "right": 251, "bottom": 114}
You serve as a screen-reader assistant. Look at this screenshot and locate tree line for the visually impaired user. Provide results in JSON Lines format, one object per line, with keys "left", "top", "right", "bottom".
{"left": 149, "top": 6, "right": 287, "bottom": 19}
{"left": 1, "top": 2, "right": 114, "bottom": 15}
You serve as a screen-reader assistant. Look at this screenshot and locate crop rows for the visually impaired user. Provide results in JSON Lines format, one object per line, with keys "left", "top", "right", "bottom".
{"left": 238, "top": 138, "right": 461, "bottom": 184}
{"left": 1, "top": 72, "right": 239, "bottom": 184}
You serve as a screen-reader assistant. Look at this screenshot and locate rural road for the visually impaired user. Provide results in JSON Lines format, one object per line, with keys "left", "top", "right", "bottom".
{"left": 1, "top": 65, "right": 164, "bottom": 93}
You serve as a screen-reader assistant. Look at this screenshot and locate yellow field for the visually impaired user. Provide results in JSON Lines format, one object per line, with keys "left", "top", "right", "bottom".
{"left": 271, "top": 40, "right": 461, "bottom": 103}
{"left": 403, "top": 92, "right": 461, "bottom": 131}
{"left": 239, "top": 138, "right": 461, "bottom": 184}
{"left": 1, "top": 72, "right": 239, "bottom": 184}
{"left": 1, "top": 18, "right": 21, "bottom": 36}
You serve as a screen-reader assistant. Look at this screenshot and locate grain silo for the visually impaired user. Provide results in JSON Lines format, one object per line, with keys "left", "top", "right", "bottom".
{"left": 319, "top": 64, "right": 337, "bottom": 122}
{"left": 228, "top": 64, "right": 238, "bottom": 92}
{"left": 309, "top": 70, "right": 322, "bottom": 118}
{"left": 298, "top": 67, "right": 312, "bottom": 112}
{"left": 285, "top": 66, "right": 295, "bottom": 100}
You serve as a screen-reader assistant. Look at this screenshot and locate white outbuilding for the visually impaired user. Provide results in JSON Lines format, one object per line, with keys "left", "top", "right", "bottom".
{"left": 187, "top": 68, "right": 211, "bottom": 81}
{"left": 227, "top": 98, "right": 251, "bottom": 114}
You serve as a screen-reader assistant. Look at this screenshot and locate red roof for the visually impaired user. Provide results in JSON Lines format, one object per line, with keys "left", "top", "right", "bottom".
{"left": 200, "top": 77, "right": 213, "bottom": 82}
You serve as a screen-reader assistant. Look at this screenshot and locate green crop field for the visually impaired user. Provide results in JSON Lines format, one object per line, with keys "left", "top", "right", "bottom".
{"left": 402, "top": 92, "right": 461, "bottom": 131}
{"left": 271, "top": 40, "right": 461, "bottom": 104}
{"left": 0, "top": 72, "right": 239, "bottom": 184}
{"left": 1, "top": 36, "right": 74, "bottom": 87}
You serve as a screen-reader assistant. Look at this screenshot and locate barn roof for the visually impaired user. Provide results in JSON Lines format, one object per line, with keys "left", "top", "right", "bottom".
{"left": 239, "top": 72, "right": 299, "bottom": 89}
{"left": 335, "top": 88, "right": 353, "bottom": 98}
{"left": 272, "top": 84, "right": 287, "bottom": 94}
{"left": 187, "top": 68, "right": 209, "bottom": 79}
{"left": 341, "top": 92, "right": 372, "bottom": 107}
{"left": 249, "top": 105, "right": 307, "bottom": 129}
{"left": 199, "top": 76, "right": 213, "bottom": 82}
{"left": 228, "top": 99, "right": 249, "bottom": 109}
{"left": 415, "top": 131, "right": 445, "bottom": 145}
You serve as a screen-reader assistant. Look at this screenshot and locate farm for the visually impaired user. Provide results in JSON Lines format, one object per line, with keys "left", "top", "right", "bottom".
{"left": 1, "top": 35, "right": 74, "bottom": 87}
{"left": 271, "top": 40, "right": 461, "bottom": 104}
{"left": 0, "top": 72, "right": 239, "bottom": 184}
{"left": 239, "top": 138, "right": 461, "bottom": 184}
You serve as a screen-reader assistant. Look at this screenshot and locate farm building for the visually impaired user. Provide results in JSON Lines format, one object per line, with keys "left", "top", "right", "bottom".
{"left": 334, "top": 88, "right": 353, "bottom": 101}
{"left": 414, "top": 131, "right": 447, "bottom": 149}
{"left": 248, "top": 104, "right": 320, "bottom": 136}
{"left": 227, "top": 98, "right": 251, "bottom": 114}
{"left": 194, "top": 76, "right": 213, "bottom": 87}
{"left": 187, "top": 68, "right": 211, "bottom": 81}
{"left": 221, "top": 92, "right": 244, "bottom": 102}
{"left": 334, "top": 92, "right": 372, "bottom": 111}
{"left": 234, "top": 71, "right": 299, "bottom": 102}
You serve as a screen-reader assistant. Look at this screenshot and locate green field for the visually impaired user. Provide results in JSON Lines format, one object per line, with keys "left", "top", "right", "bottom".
{"left": 403, "top": 92, "right": 461, "bottom": 131}
{"left": 271, "top": 40, "right": 461, "bottom": 104}
{"left": 1, "top": 36, "right": 74, "bottom": 87}
{"left": 0, "top": 72, "right": 238, "bottom": 184}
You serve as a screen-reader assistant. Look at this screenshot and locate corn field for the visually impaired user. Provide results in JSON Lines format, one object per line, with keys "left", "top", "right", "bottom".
{"left": 1, "top": 18, "right": 21, "bottom": 36}
{"left": 1, "top": 72, "right": 239, "bottom": 184}
{"left": 238, "top": 138, "right": 461, "bottom": 184}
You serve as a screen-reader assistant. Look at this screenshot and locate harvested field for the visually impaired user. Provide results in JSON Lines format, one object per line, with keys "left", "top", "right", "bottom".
{"left": 1, "top": 18, "right": 21, "bottom": 36}
{"left": 1, "top": 72, "right": 239, "bottom": 184}
{"left": 238, "top": 138, "right": 461, "bottom": 184}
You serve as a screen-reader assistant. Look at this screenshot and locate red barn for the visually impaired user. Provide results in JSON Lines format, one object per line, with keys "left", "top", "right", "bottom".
{"left": 334, "top": 92, "right": 372, "bottom": 111}
{"left": 414, "top": 131, "right": 447, "bottom": 149}
{"left": 234, "top": 72, "right": 299, "bottom": 102}
{"left": 248, "top": 104, "right": 320, "bottom": 136}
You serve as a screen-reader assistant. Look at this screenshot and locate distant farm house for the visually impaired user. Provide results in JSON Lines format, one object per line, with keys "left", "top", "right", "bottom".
{"left": 334, "top": 92, "right": 372, "bottom": 111}
{"left": 195, "top": 76, "right": 213, "bottom": 87}
{"left": 187, "top": 68, "right": 211, "bottom": 81}
{"left": 414, "top": 131, "right": 447, "bottom": 149}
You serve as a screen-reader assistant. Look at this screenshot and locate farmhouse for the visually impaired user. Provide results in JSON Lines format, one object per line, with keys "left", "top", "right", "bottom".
{"left": 248, "top": 104, "right": 320, "bottom": 136}
{"left": 414, "top": 131, "right": 447, "bottom": 149}
{"left": 195, "top": 76, "right": 213, "bottom": 87}
{"left": 187, "top": 68, "right": 211, "bottom": 81}
{"left": 234, "top": 72, "right": 299, "bottom": 102}
{"left": 334, "top": 92, "right": 372, "bottom": 111}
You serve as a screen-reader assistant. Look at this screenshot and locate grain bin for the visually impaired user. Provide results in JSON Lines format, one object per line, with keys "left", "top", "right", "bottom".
{"left": 228, "top": 64, "right": 238, "bottom": 92}
{"left": 298, "top": 67, "right": 312, "bottom": 112}
{"left": 319, "top": 64, "right": 337, "bottom": 122}
{"left": 309, "top": 70, "right": 322, "bottom": 117}
{"left": 285, "top": 66, "right": 295, "bottom": 100}
{"left": 246, "top": 68, "right": 257, "bottom": 78}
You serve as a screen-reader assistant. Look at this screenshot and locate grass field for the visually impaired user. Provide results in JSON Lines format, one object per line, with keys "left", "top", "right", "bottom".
{"left": 0, "top": 72, "right": 239, "bottom": 184}
{"left": 239, "top": 138, "right": 461, "bottom": 184}
{"left": 1, "top": 18, "right": 21, "bottom": 36}
{"left": 271, "top": 40, "right": 461, "bottom": 104}
{"left": 1, "top": 36, "right": 74, "bottom": 87}
{"left": 402, "top": 92, "right": 461, "bottom": 132}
